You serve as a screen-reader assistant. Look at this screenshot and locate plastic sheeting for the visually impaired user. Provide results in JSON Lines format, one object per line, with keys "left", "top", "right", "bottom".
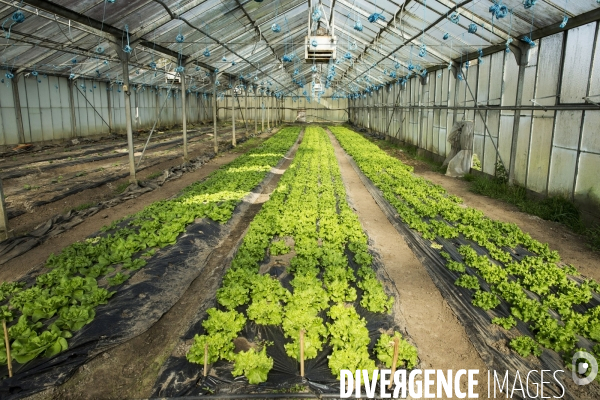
{"left": 150, "top": 130, "right": 415, "bottom": 397}
{"left": 444, "top": 121, "right": 474, "bottom": 178}
{"left": 151, "top": 249, "right": 412, "bottom": 398}
{"left": 0, "top": 133, "right": 296, "bottom": 399}
{"left": 0, "top": 217, "right": 227, "bottom": 399}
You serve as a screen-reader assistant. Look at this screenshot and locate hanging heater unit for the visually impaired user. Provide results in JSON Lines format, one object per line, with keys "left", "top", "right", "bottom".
{"left": 305, "top": 0, "right": 337, "bottom": 63}
{"left": 165, "top": 72, "right": 181, "bottom": 84}
{"left": 305, "top": 35, "right": 337, "bottom": 63}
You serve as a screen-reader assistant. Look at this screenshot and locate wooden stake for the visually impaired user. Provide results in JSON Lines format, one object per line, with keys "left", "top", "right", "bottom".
{"left": 3, "top": 320, "right": 12, "bottom": 378}
{"left": 388, "top": 337, "right": 400, "bottom": 389}
{"left": 203, "top": 343, "right": 208, "bottom": 378}
{"left": 299, "top": 329, "right": 305, "bottom": 377}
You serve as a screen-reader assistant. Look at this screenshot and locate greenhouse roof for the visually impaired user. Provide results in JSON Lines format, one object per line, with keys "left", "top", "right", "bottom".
{"left": 1, "top": 0, "right": 599, "bottom": 96}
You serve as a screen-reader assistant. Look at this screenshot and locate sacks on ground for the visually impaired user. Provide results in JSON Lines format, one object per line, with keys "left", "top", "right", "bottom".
{"left": 444, "top": 120, "right": 474, "bottom": 178}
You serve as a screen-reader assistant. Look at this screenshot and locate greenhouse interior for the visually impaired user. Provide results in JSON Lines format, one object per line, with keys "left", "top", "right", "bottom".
{"left": 0, "top": 0, "right": 600, "bottom": 399}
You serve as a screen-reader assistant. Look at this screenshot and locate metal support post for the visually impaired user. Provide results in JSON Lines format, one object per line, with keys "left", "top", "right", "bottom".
{"left": 267, "top": 96, "right": 271, "bottom": 130}
{"left": 181, "top": 71, "right": 188, "bottom": 160}
{"left": 107, "top": 82, "right": 113, "bottom": 133}
{"left": 117, "top": 50, "right": 136, "bottom": 183}
{"left": 244, "top": 88, "right": 249, "bottom": 131}
{"left": 509, "top": 44, "right": 530, "bottom": 186}
{"left": 254, "top": 91, "right": 258, "bottom": 134}
{"left": 134, "top": 85, "right": 140, "bottom": 129}
{"left": 67, "top": 78, "right": 77, "bottom": 139}
{"left": 0, "top": 179, "right": 10, "bottom": 241}
{"left": 213, "top": 83, "right": 218, "bottom": 154}
{"left": 232, "top": 89, "right": 236, "bottom": 146}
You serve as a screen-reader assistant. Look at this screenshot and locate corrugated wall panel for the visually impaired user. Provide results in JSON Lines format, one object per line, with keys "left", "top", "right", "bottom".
{"left": 561, "top": 22, "right": 596, "bottom": 104}
{"left": 18, "top": 78, "right": 31, "bottom": 142}
{"left": 37, "top": 77, "right": 53, "bottom": 142}
{"left": 488, "top": 52, "right": 504, "bottom": 106}
{"left": 440, "top": 109, "right": 448, "bottom": 156}
{"left": 581, "top": 110, "right": 600, "bottom": 154}
{"left": 527, "top": 116, "right": 554, "bottom": 193}
{"left": 477, "top": 55, "right": 491, "bottom": 104}
{"left": 536, "top": 33, "right": 563, "bottom": 109}
{"left": 0, "top": 79, "right": 17, "bottom": 145}
{"left": 56, "top": 78, "right": 71, "bottom": 140}
{"left": 498, "top": 114, "right": 514, "bottom": 167}
{"left": 75, "top": 87, "right": 90, "bottom": 137}
{"left": 548, "top": 147, "right": 577, "bottom": 196}
{"left": 554, "top": 110, "right": 583, "bottom": 150}
{"left": 473, "top": 135, "right": 484, "bottom": 167}
{"left": 483, "top": 110, "right": 500, "bottom": 175}
{"left": 502, "top": 55, "right": 519, "bottom": 107}
{"left": 575, "top": 153, "right": 600, "bottom": 202}
{"left": 589, "top": 25, "right": 600, "bottom": 98}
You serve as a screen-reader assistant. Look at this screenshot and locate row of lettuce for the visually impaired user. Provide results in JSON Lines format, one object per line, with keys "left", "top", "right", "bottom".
{"left": 186, "top": 126, "right": 417, "bottom": 383}
{"left": 0, "top": 127, "right": 301, "bottom": 368}
{"left": 329, "top": 126, "right": 600, "bottom": 373}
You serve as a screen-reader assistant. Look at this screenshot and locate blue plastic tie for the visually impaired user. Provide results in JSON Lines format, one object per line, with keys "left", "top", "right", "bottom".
{"left": 560, "top": 16, "right": 568, "bottom": 29}
{"left": 521, "top": 36, "right": 536, "bottom": 47}
{"left": 312, "top": 8, "right": 322, "bottom": 22}
{"left": 367, "top": 13, "right": 385, "bottom": 23}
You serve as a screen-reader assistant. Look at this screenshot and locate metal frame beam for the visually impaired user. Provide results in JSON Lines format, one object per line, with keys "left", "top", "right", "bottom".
{"left": 22, "top": 0, "right": 181, "bottom": 61}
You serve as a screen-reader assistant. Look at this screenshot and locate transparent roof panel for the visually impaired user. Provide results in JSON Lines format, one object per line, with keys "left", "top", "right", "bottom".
{"left": 0, "top": 0, "right": 597, "bottom": 95}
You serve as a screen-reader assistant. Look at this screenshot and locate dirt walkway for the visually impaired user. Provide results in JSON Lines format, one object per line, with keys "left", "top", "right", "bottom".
{"left": 0, "top": 131, "right": 272, "bottom": 283}
{"left": 25, "top": 131, "right": 304, "bottom": 400}
{"left": 327, "top": 131, "right": 487, "bottom": 398}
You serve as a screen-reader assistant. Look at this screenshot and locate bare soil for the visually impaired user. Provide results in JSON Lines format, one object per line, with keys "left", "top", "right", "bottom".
{"left": 0, "top": 128, "right": 272, "bottom": 283}
{"left": 2, "top": 123, "right": 251, "bottom": 238}
{"left": 328, "top": 131, "right": 488, "bottom": 399}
